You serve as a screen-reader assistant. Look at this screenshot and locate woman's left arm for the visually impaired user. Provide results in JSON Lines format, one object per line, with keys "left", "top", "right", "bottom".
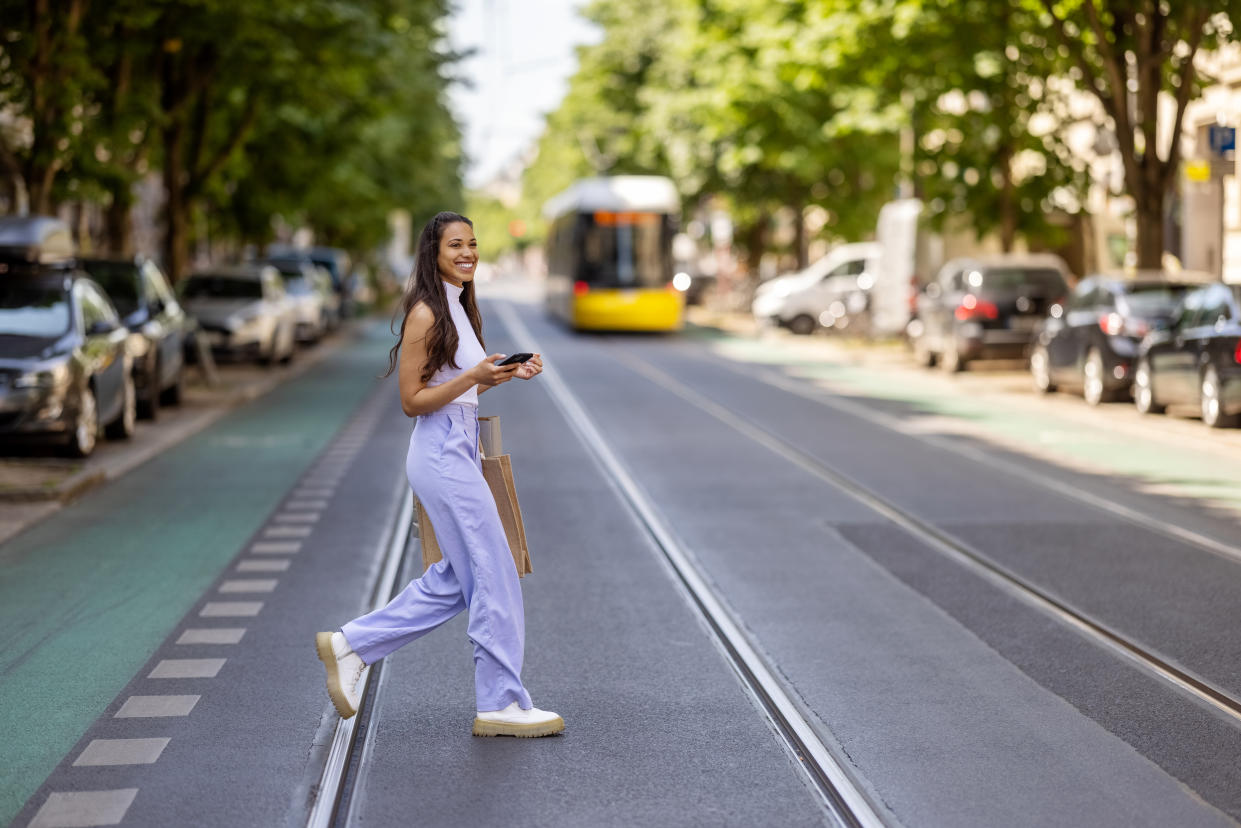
{"left": 478, "top": 354, "right": 542, "bottom": 393}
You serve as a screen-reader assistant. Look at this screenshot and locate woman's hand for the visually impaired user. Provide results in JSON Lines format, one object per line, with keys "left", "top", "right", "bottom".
{"left": 472, "top": 354, "right": 522, "bottom": 388}
{"left": 515, "top": 353, "right": 543, "bottom": 380}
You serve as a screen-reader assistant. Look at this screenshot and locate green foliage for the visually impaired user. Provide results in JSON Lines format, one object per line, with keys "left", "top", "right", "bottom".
{"left": 0, "top": 0, "right": 463, "bottom": 267}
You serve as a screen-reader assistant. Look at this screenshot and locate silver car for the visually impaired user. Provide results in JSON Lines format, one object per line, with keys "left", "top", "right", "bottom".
{"left": 180, "top": 265, "right": 297, "bottom": 365}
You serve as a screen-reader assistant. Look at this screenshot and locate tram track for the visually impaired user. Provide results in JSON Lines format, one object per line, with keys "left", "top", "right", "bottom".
{"left": 307, "top": 485, "right": 413, "bottom": 828}
{"left": 598, "top": 342, "right": 1241, "bottom": 731}
{"left": 496, "top": 302, "right": 889, "bottom": 828}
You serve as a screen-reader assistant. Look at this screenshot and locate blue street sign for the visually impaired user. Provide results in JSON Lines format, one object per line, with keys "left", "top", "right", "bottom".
{"left": 1208, "top": 124, "right": 1236, "bottom": 156}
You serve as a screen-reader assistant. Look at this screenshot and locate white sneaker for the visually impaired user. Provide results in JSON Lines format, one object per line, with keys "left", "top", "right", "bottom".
{"left": 473, "top": 701, "right": 564, "bottom": 737}
{"left": 315, "top": 631, "right": 366, "bottom": 719}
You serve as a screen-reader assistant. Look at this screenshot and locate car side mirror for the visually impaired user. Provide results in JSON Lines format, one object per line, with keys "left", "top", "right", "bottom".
{"left": 87, "top": 319, "right": 118, "bottom": 336}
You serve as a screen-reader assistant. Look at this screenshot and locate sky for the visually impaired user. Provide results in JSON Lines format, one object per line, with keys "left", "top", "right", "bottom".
{"left": 447, "top": 0, "right": 601, "bottom": 189}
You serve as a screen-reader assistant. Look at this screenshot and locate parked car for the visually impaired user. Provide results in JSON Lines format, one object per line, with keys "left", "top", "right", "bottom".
{"left": 266, "top": 244, "right": 353, "bottom": 316}
{"left": 262, "top": 257, "right": 329, "bottom": 343}
{"left": 179, "top": 265, "right": 297, "bottom": 365}
{"left": 751, "top": 242, "right": 879, "bottom": 334}
{"left": 1030, "top": 270, "right": 1212, "bottom": 405}
{"left": 0, "top": 216, "right": 135, "bottom": 456}
{"left": 79, "top": 256, "right": 192, "bottom": 419}
{"left": 910, "top": 253, "right": 1070, "bottom": 372}
{"left": 1134, "top": 282, "right": 1241, "bottom": 428}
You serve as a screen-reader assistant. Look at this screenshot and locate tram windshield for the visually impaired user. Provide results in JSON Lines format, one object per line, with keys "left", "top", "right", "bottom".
{"left": 577, "top": 211, "right": 673, "bottom": 288}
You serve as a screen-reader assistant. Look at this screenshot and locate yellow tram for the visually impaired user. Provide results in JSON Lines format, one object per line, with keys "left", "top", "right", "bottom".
{"left": 543, "top": 176, "right": 684, "bottom": 332}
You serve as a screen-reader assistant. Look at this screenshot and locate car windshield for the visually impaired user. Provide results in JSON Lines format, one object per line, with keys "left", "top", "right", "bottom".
{"left": 1119, "top": 284, "right": 1189, "bottom": 317}
{"left": 974, "top": 268, "right": 1065, "bottom": 294}
{"left": 0, "top": 282, "right": 71, "bottom": 337}
{"left": 182, "top": 276, "right": 262, "bottom": 300}
{"left": 79, "top": 261, "right": 139, "bottom": 315}
{"left": 284, "top": 278, "right": 312, "bottom": 296}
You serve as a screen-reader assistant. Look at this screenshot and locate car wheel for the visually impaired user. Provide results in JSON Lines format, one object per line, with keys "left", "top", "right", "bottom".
{"left": 160, "top": 364, "right": 184, "bottom": 406}
{"left": 138, "top": 358, "right": 160, "bottom": 421}
{"left": 67, "top": 384, "right": 99, "bottom": 457}
{"left": 1030, "top": 345, "right": 1055, "bottom": 393}
{"left": 1082, "top": 349, "right": 1115, "bottom": 406}
{"left": 1201, "top": 367, "right": 1240, "bottom": 428}
{"left": 1133, "top": 359, "right": 1164, "bottom": 415}
{"left": 104, "top": 371, "right": 137, "bottom": 440}
{"left": 788, "top": 314, "right": 816, "bottom": 336}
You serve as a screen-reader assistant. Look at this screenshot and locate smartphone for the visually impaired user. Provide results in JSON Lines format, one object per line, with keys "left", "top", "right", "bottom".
{"left": 496, "top": 352, "right": 534, "bottom": 366}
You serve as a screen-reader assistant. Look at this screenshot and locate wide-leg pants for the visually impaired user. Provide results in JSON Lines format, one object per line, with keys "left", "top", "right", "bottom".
{"left": 340, "top": 403, "right": 532, "bottom": 712}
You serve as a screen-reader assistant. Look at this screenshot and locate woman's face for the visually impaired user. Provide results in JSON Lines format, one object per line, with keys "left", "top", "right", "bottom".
{"left": 437, "top": 221, "right": 478, "bottom": 286}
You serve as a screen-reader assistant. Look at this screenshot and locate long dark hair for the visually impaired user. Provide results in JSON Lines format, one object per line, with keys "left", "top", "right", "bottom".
{"left": 384, "top": 211, "right": 485, "bottom": 381}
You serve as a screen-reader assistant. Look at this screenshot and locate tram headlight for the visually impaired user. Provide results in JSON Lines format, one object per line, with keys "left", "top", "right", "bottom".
{"left": 672, "top": 272, "right": 692, "bottom": 292}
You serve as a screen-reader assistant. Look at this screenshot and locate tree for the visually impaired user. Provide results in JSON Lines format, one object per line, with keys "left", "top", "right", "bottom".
{"left": 1032, "top": 1, "right": 1238, "bottom": 267}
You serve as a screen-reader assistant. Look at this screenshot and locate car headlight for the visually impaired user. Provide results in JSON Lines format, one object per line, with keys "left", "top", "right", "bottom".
{"left": 225, "top": 309, "right": 260, "bottom": 331}
{"left": 14, "top": 361, "right": 70, "bottom": 389}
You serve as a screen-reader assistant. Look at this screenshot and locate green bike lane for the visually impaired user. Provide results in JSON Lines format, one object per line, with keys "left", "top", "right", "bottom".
{"left": 0, "top": 321, "right": 392, "bottom": 825}
{"left": 690, "top": 325, "right": 1241, "bottom": 527}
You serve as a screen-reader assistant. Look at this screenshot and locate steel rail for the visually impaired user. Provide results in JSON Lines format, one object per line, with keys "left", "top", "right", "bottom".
{"left": 495, "top": 301, "right": 888, "bottom": 828}
{"left": 611, "top": 347, "right": 1241, "bottom": 728}
{"left": 306, "top": 483, "right": 413, "bottom": 828}
{"left": 721, "top": 354, "right": 1241, "bottom": 568}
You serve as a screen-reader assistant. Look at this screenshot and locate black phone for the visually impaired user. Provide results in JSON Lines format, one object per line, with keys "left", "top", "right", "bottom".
{"left": 496, "top": 352, "right": 534, "bottom": 366}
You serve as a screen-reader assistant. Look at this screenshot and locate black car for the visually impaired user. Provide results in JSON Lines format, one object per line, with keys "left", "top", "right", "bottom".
{"left": 80, "top": 256, "right": 192, "bottom": 419}
{"left": 1030, "top": 271, "right": 1209, "bottom": 406}
{"left": 1134, "top": 282, "right": 1241, "bottom": 428}
{"left": 0, "top": 217, "right": 135, "bottom": 456}
{"left": 911, "top": 254, "right": 1069, "bottom": 372}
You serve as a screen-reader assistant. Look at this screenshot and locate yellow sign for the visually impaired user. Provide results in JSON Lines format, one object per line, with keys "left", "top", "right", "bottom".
{"left": 1185, "top": 159, "right": 1211, "bottom": 182}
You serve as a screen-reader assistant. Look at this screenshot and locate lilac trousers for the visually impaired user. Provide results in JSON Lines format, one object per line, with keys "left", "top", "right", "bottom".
{"left": 341, "top": 403, "right": 532, "bottom": 712}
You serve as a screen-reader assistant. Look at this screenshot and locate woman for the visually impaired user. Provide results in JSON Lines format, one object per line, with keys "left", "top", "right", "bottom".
{"left": 316, "top": 211, "right": 563, "bottom": 738}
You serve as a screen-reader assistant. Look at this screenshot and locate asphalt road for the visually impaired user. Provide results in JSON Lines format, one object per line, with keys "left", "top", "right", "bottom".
{"left": 7, "top": 287, "right": 1241, "bottom": 827}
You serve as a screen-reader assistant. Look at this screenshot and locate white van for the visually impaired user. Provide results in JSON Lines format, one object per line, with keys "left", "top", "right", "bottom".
{"left": 752, "top": 242, "right": 880, "bottom": 334}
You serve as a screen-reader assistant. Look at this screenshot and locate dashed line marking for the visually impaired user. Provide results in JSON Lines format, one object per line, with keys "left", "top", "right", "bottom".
{"left": 114, "top": 695, "right": 200, "bottom": 718}
{"left": 219, "top": 579, "right": 277, "bottom": 594}
{"left": 251, "top": 541, "right": 301, "bottom": 554}
{"left": 275, "top": 512, "right": 320, "bottom": 523}
{"left": 73, "top": 738, "right": 170, "bottom": 767}
{"left": 263, "top": 526, "right": 312, "bottom": 538}
{"left": 177, "top": 628, "right": 246, "bottom": 645}
{"left": 286, "top": 499, "right": 328, "bottom": 510}
{"left": 237, "top": 559, "right": 289, "bottom": 573}
{"left": 148, "top": 658, "right": 226, "bottom": 679}
{"left": 293, "top": 488, "right": 334, "bottom": 498}
{"left": 199, "top": 601, "right": 263, "bottom": 617}
{"left": 29, "top": 788, "right": 138, "bottom": 827}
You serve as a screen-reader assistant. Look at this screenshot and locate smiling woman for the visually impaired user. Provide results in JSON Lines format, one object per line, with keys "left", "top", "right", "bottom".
{"left": 316, "top": 210, "right": 562, "bottom": 738}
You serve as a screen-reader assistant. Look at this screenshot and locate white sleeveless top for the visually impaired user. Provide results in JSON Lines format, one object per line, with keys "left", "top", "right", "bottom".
{"left": 426, "top": 281, "right": 485, "bottom": 407}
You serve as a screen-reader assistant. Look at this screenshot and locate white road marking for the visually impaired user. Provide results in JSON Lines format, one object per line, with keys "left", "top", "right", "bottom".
{"left": 294, "top": 488, "right": 334, "bottom": 498}
{"left": 237, "top": 559, "right": 289, "bottom": 573}
{"left": 199, "top": 601, "right": 263, "bottom": 617}
{"left": 275, "top": 512, "right": 320, "bottom": 523}
{"left": 29, "top": 789, "right": 138, "bottom": 827}
{"left": 219, "top": 579, "right": 277, "bottom": 594}
{"left": 73, "top": 738, "right": 170, "bottom": 767}
{"left": 251, "top": 541, "right": 301, "bottom": 554}
{"left": 177, "top": 628, "right": 246, "bottom": 645}
{"left": 286, "top": 500, "right": 328, "bottom": 510}
{"left": 114, "top": 695, "right": 199, "bottom": 718}
{"left": 264, "top": 526, "right": 312, "bottom": 538}
{"left": 148, "top": 658, "right": 226, "bottom": 679}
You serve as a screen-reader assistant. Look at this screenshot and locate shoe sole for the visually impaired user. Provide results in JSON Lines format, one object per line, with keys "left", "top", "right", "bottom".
{"left": 315, "top": 632, "right": 357, "bottom": 720}
{"left": 472, "top": 716, "right": 565, "bottom": 738}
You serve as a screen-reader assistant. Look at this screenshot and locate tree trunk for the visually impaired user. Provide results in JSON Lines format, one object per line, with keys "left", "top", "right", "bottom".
{"left": 105, "top": 182, "right": 134, "bottom": 256}
{"left": 793, "top": 203, "right": 808, "bottom": 269}
{"left": 998, "top": 142, "right": 1016, "bottom": 252}
{"left": 163, "top": 120, "right": 189, "bottom": 281}
{"left": 1134, "top": 189, "right": 1164, "bottom": 270}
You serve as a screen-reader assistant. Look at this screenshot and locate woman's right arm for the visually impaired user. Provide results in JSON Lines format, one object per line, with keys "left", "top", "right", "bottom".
{"left": 397, "top": 304, "right": 521, "bottom": 417}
